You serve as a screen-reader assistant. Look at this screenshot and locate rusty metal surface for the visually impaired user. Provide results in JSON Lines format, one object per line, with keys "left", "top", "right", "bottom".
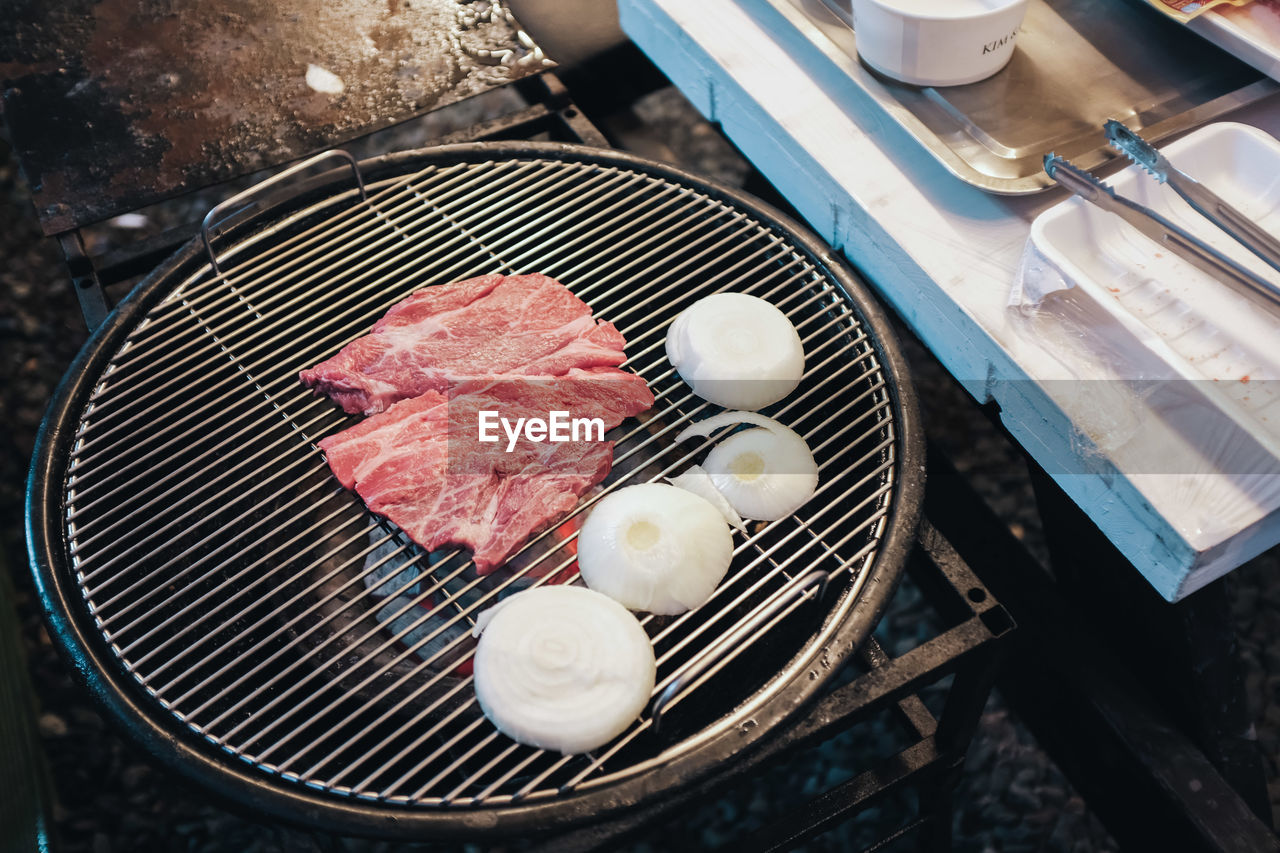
{"left": 0, "top": 0, "right": 552, "bottom": 234}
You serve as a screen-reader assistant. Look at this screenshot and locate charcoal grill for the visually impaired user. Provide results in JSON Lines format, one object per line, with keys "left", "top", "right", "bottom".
{"left": 27, "top": 141, "right": 923, "bottom": 838}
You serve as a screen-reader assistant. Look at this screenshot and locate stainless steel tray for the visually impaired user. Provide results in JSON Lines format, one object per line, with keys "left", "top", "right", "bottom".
{"left": 744, "top": 0, "right": 1280, "bottom": 194}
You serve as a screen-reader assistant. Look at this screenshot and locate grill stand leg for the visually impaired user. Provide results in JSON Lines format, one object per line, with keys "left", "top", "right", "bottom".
{"left": 57, "top": 230, "right": 110, "bottom": 331}
{"left": 912, "top": 524, "right": 1011, "bottom": 853}
{"left": 915, "top": 651, "right": 1005, "bottom": 852}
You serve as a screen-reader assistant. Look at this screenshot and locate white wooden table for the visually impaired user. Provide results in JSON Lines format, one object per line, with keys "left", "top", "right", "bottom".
{"left": 619, "top": 0, "right": 1280, "bottom": 601}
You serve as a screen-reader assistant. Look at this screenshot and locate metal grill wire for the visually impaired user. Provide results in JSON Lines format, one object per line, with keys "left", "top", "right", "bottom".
{"left": 63, "top": 155, "right": 899, "bottom": 806}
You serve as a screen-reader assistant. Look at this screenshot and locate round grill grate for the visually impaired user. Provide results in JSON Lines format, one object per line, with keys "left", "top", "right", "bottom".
{"left": 33, "top": 143, "right": 920, "bottom": 834}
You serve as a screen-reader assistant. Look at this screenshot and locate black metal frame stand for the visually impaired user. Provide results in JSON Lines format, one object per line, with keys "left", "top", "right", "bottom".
{"left": 32, "top": 75, "right": 1014, "bottom": 851}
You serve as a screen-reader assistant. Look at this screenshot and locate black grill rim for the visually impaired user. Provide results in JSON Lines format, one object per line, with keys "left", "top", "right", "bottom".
{"left": 26, "top": 140, "right": 925, "bottom": 839}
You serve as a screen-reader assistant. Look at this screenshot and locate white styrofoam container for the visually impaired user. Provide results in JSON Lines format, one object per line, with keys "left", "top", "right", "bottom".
{"left": 1030, "top": 121, "right": 1280, "bottom": 459}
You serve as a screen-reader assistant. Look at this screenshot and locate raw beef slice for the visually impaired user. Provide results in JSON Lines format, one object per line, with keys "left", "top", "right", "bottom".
{"left": 300, "top": 273, "right": 628, "bottom": 415}
{"left": 318, "top": 369, "right": 654, "bottom": 573}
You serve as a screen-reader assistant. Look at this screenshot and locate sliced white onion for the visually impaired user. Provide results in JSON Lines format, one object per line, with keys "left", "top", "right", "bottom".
{"left": 667, "top": 465, "right": 746, "bottom": 532}
{"left": 577, "top": 483, "right": 733, "bottom": 615}
{"left": 665, "top": 292, "right": 804, "bottom": 410}
{"left": 472, "top": 585, "right": 655, "bottom": 755}
{"left": 677, "top": 412, "right": 818, "bottom": 520}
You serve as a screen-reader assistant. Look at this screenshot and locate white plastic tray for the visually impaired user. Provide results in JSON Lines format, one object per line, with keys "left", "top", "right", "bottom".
{"left": 1030, "top": 121, "right": 1280, "bottom": 459}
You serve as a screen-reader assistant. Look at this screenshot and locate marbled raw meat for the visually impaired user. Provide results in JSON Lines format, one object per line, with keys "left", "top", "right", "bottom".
{"left": 318, "top": 369, "right": 653, "bottom": 573}
{"left": 300, "top": 273, "right": 627, "bottom": 415}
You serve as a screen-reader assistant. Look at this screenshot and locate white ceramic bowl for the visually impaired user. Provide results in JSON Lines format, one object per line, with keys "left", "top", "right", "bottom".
{"left": 851, "top": 0, "right": 1030, "bottom": 87}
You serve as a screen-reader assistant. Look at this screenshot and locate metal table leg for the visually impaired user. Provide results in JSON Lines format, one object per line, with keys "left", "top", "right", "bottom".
{"left": 1026, "top": 458, "right": 1271, "bottom": 825}
{"left": 926, "top": 443, "right": 1278, "bottom": 852}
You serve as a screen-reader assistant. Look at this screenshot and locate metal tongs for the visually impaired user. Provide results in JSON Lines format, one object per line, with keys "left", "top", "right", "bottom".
{"left": 1043, "top": 128, "right": 1280, "bottom": 311}
{"left": 1104, "top": 119, "right": 1280, "bottom": 276}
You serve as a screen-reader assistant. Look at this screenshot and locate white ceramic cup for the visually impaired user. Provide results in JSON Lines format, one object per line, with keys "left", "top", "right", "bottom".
{"left": 851, "top": 0, "right": 1030, "bottom": 87}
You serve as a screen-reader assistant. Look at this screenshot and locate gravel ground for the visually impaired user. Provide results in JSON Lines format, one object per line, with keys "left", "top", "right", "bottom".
{"left": 2, "top": 82, "right": 1274, "bottom": 852}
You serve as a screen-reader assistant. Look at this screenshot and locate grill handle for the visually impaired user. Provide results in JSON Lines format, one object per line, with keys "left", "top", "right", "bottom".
{"left": 650, "top": 568, "right": 831, "bottom": 733}
{"left": 201, "top": 149, "right": 368, "bottom": 275}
